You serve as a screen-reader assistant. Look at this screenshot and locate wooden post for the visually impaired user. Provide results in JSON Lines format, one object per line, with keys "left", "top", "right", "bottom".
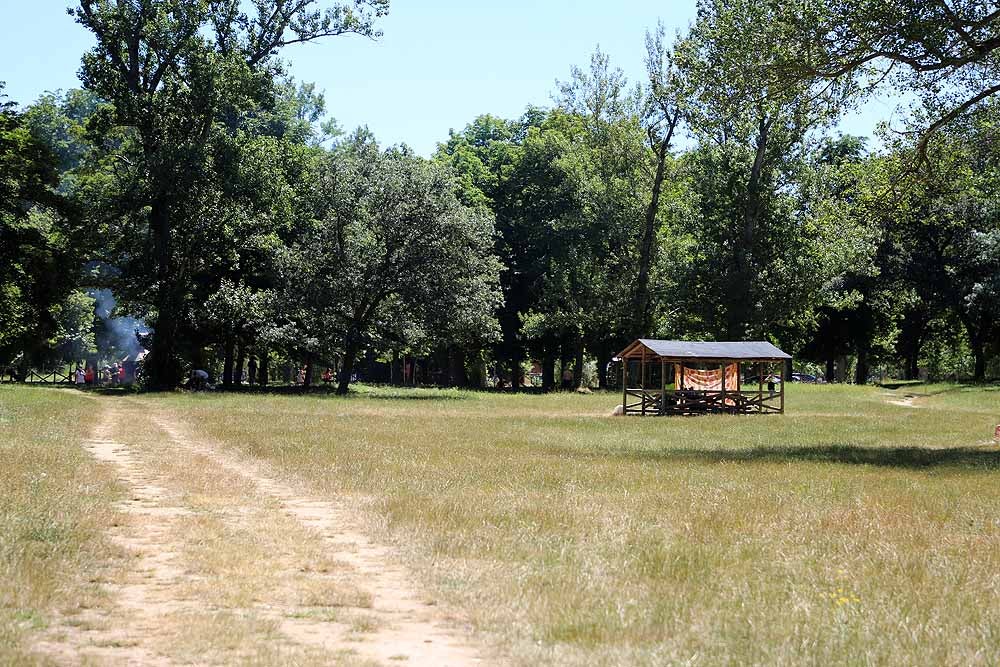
{"left": 622, "top": 358, "right": 628, "bottom": 416}
{"left": 640, "top": 348, "right": 647, "bottom": 416}
{"left": 660, "top": 359, "right": 666, "bottom": 415}
{"left": 736, "top": 361, "right": 742, "bottom": 414}
{"left": 679, "top": 363, "right": 685, "bottom": 413}
{"left": 779, "top": 361, "right": 785, "bottom": 414}
{"left": 720, "top": 363, "right": 726, "bottom": 413}
{"left": 758, "top": 361, "right": 764, "bottom": 413}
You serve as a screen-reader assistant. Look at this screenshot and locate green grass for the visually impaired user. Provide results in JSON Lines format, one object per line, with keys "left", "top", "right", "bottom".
{"left": 131, "top": 382, "right": 1000, "bottom": 666}
{"left": 6, "top": 382, "right": 1000, "bottom": 664}
{"left": 0, "top": 386, "right": 120, "bottom": 665}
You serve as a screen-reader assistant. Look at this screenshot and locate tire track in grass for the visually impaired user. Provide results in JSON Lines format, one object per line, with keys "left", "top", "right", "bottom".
{"left": 32, "top": 408, "right": 184, "bottom": 666}
{"left": 146, "top": 407, "right": 486, "bottom": 667}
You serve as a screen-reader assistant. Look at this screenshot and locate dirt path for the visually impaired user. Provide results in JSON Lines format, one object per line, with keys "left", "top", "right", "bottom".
{"left": 32, "top": 410, "right": 182, "bottom": 666}
{"left": 885, "top": 393, "right": 921, "bottom": 408}
{"left": 33, "top": 397, "right": 487, "bottom": 666}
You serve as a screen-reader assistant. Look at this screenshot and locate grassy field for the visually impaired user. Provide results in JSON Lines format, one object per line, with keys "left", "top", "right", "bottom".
{"left": 148, "top": 382, "right": 1000, "bottom": 666}
{"left": 0, "top": 387, "right": 120, "bottom": 665}
{"left": 4, "top": 382, "right": 1000, "bottom": 665}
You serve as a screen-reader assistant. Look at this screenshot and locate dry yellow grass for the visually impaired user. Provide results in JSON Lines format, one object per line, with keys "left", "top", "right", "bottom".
{"left": 0, "top": 386, "right": 121, "bottom": 665}
{"left": 144, "top": 382, "right": 1000, "bottom": 666}
{"left": 5, "top": 382, "right": 1000, "bottom": 665}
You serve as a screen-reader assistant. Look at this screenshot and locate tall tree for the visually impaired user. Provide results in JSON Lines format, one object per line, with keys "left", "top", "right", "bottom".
{"left": 71, "top": 0, "right": 388, "bottom": 388}
{"left": 675, "top": 0, "right": 853, "bottom": 340}
{"left": 775, "top": 0, "right": 1000, "bottom": 160}
{"left": 883, "top": 107, "right": 1000, "bottom": 380}
{"left": 436, "top": 111, "right": 546, "bottom": 387}
{"left": 279, "top": 138, "right": 502, "bottom": 394}
{"left": 0, "top": 84, "right": 81, "bottom": 370}
{"left": 633, "top": 26, "right": 684, "bottom": 338}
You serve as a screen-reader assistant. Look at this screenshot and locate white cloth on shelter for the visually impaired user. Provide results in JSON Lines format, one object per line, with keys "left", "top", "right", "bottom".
{"left": 675, "top": 363, "right": 739, "bottom": 391}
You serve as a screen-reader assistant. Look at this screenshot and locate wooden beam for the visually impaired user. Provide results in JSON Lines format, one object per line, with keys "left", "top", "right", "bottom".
{"left": 736, "top": 362, "right": 741, "bottom": 412}
{"left": 640, "top": 348, "right": 647, "bottom": 416}
{"left": 720, "top": 362, "right": 726, "bottom": 407}
{"left": 758, "top": 361, "right": 764, "bottom": 414}
{"left": 660, "top": 359, "right": 666, "bottom": 415}
{"left": 622, "top": 358, "right": 628, "bottom": 415}
{"left": 779, "top": 361, "right": 785, "bottom": 414}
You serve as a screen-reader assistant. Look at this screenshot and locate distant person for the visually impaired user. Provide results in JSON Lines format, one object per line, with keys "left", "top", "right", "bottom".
{"left": 75, "top": 366, "right": 85, "bottom": 386}
{"left": 191, "top": 369, "right": 209, "bottom": 390}
{"left": 247, "top": 356, "right": 257, "bottom": 388}
{"left": 84, "top": 366, "right": 94, "bottom": 385}
{"left": 562, "top": 367, "right": 573, "bottom": 390}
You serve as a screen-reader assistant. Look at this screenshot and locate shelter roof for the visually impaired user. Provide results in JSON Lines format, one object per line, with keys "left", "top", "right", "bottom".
{"left": 617, "top": 339, "right": 791, "bottom": 361}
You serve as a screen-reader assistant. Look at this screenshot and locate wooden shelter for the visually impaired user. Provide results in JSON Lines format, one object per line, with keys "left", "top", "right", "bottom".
{"left": 617, "top": 339, "right": 791, "bottom": 416}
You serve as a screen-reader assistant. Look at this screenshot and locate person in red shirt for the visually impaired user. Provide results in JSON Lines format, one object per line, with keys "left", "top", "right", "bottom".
{"left": 84, "top": 366, "right": 94, "bottom": 385}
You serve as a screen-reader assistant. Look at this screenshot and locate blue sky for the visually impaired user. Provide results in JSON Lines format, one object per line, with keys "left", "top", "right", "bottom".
{"left": 1, "top": 1, "right": 908, "bottom": 155}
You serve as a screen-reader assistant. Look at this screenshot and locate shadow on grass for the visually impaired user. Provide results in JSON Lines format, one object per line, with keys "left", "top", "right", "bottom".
{"left": 114, "top": 384, "right": 473, "bottom": 401}
{"left": 558, "top": 443, "right": 1000, "bottom": 470}
{"left": 896, "top": 382, "right": 1000, "bottom": 397}
{"left": 349, "top": 389, "right": 471, "bottom": 401}
{"left": 878, "top": 380, "right": 926, "bottom": 390}
{"left": 26, "top": 383, "right": 481, "bottom": 402}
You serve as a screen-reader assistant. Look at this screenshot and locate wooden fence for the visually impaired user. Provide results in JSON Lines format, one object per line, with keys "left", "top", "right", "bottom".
{"left": 2, "top": 370, "right": 72, "bottom": 385}
{"left": 623, "top": 387, "right": 783, "bottom": 416}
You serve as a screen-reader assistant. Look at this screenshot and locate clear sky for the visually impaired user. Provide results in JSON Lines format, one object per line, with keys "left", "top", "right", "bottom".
{"left": 1, "top": 1, "right": 908, "bottom": 156}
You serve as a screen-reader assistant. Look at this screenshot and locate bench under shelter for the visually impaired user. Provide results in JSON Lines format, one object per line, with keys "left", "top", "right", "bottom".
{"left": 617, "top": 339, "right": 792, "bottom": 416}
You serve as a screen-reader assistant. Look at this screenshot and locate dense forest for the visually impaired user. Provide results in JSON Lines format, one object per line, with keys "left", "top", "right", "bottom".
{"left": 2, "top": 0, "right": 999, "bottom": 392}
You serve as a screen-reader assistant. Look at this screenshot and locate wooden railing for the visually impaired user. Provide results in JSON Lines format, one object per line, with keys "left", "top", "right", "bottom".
{"left": 623, "top": 388, "right": 783, "bottom": 415}
{"left": 17, "top": 370, "right": 72, "bottom": 385}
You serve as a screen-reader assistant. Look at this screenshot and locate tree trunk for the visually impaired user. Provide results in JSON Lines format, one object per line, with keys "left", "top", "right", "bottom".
{"left": 222, "top": 336, "right": 234, "bottom": 388}
{"left": 508, "top": 354, "right": 521, "bottom": 392}
{"left": 728, "top": 117, "right": 771, "bottom": 340}
{"left": 854, "top": 348, "right": 869, "bottom": 385}
{"left": 632, "top": 135, "right": 672, "bottom": 337}
{"left": 573, "top": 339, "right": 585, "bottom": 389}
{"left": 825, "top": 358, "right": 835, "bottom": 383}
{"left": 597, "top": 356, "right": 608, "bottom": 389}
{"left": 258, "top": 352, "right": 268, "bottom": 387}
{"left": 972, "top": 337, "right": 986, "bottom": 382}
{"left": 337, "top": 341, "right": 360, "bottom": 395}
{"left": 542, "top": 353, "right": 556, "bottom": 392}
{"left": 301, "top": 355, "right": 313, "bottom": 388}
{"left": 145, "top": 198, "right": 184, "bottom": 390}
{"left": 147, "top": 288, "right": 184, "bottom": 389}
{"left": 898, "top": 307, "right": 928, "bottom": 381}
{"left": 906, "top": 349, "right": 920, "bottom": 381}
{"left": 235, "top": 343, "right": 245, "bottom": 386}
{"left": 449, "top": 347, "right": 468, "bottom": 387}
{"left": 364, "top": 349, "right": 376, "bottom": 383}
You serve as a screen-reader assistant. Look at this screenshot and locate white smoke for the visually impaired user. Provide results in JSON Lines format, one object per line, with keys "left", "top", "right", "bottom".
{"left": 88, "top": 289, "right": 149, "bottom": 358}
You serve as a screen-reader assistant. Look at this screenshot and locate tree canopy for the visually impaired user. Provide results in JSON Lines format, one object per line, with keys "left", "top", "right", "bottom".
{"left": 2, "top": 1, "right": 999, "bottom": 388}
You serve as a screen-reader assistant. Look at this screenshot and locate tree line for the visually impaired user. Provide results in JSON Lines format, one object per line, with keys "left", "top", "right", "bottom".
{"left": 2, "top": 0, "right": 998, "bottom": 392}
